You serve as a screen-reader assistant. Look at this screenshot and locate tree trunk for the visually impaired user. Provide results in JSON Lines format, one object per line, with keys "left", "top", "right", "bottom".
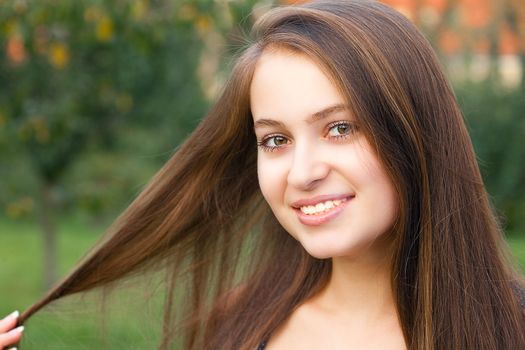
{"left": 37, "top": 181, "right": 58, "bottom": 291}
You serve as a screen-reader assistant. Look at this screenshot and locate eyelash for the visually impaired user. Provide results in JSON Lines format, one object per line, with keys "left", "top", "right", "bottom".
{"left": 257, "top": 121, "right": 359, "bottom": 152}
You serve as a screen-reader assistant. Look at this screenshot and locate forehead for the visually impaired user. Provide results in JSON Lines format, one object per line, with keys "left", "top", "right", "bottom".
{"left": 249, "top": 48, "right": 346, "bottom": 122}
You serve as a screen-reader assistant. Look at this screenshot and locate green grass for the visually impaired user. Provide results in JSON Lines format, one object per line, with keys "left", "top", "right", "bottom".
{"left": 0, "top": 217, "right": 99, "bottom": 309}
{"left": 1, "top": 217, "right": 524, "bottom": 349}
{"left": 0, "top": 217, "right": 165, "bottom": 349}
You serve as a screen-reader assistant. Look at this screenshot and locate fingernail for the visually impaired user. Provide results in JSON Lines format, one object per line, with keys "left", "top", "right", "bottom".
{"left": 6, "top": 310, "right": 19, "bottom": 320}
{"left": 11, "top": 348, "right": 18, "bottom": 350}
{"left": 11, "top": 325, "right": 24, "bottom": 333}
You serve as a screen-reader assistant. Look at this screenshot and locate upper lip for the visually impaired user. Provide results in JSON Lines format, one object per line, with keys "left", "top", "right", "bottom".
{"left": 290, "top": 193, "right": 354, "bottom": 208}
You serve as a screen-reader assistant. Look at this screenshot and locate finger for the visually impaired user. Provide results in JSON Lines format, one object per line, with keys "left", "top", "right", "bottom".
{"left": 0, "top": 311, "right": 19, "bottom": 333}
{"left": 0, "top": 325, "right": 24, "bottom": 348}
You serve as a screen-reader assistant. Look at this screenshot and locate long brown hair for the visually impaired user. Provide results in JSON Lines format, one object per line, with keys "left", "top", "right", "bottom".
{"left": 20, "top": 1, "right": 525, "bottom": 349}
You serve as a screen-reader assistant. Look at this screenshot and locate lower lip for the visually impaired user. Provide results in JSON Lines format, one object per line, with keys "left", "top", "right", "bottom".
{"left": 294, "top": 197, "right": 352, "bottom": 226}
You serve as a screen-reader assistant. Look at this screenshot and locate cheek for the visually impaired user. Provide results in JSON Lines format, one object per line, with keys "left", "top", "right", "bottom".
{"left": 257, "top": 156, "right": 287, "bottom": 207}
{"left": 350, "top": 145, "right": 399, "bottom": 228}
{"left": 365, "top": 158, "right": 399, "bottom": 229}
{"left": 380, "top": 181, "right": 399, "bottom": 229}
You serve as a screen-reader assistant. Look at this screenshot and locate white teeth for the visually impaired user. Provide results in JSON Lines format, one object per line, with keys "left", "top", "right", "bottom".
{"left": 299, "top": 198, "right": 347, "bottom": 215}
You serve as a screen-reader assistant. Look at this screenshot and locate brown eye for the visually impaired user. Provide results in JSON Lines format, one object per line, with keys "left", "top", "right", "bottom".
{"left": 337, "top": 124, "right": 348, "bottom": 134}
{"left": 257, "top": 134, "right": 290, "bottom": 152}
{"left": 273, "top": 136, "right": 287, "bottom": 146}
{"left": 327, "top": 121, "right": 357, "bottom": 138}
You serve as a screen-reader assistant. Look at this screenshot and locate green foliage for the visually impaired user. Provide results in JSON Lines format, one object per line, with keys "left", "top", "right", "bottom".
{"left": 456, "top": 82, "right": 525, "bottom": 235}
{"left": 0, "top": 1, "right": 207, "bottom": 182}
{"left": 0, "top": 0, "right": 265, "bottom": 219}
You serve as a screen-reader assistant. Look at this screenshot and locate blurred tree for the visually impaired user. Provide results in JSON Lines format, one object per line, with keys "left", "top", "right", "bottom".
{"left": 407, "top": 0, "right": 525, "bottom": 235}
{"left": 457, "top": 82, "right": 525, "bottom": 235}
{"left": 0, "top": 0, "right": 266, "bottom": 289}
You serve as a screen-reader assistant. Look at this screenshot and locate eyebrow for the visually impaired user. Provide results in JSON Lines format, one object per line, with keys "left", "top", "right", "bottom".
{"left": 253, "top": 103, "right": 349, "bottom": 130}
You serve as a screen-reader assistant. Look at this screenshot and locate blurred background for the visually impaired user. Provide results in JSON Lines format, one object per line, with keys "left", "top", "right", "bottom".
{"left": 0, "top": 0, "right": 524, "bottom": 348}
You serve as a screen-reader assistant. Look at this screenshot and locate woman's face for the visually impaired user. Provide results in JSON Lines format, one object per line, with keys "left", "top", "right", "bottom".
{"left": 250, "top": 49, "right": 399, "bottom": 260}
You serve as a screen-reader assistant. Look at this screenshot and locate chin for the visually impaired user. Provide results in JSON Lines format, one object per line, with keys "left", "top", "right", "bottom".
{"left": 300, "top": 237, "right": 380, "bottom": 261}
{"left": 301, "top": 241, "right": 356, "bottom": 259}
{"left": 304, "top": 249, "right": 334, "bottom": 260}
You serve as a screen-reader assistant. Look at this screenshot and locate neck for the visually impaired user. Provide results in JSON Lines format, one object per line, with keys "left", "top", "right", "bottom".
{"left": 313, "top": 244, "right": 397, "bottom": 324}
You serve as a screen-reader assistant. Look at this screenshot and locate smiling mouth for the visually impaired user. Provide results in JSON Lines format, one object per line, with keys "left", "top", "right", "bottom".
{"left": 292, "top": 195, "right": 354, "bottom": 226}
{"left": 299, "top": 198, "right": 347, "bottom": 215}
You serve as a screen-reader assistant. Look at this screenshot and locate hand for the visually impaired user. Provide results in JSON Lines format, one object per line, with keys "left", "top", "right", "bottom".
{"left": 0, "top": 311, "right": 24, "bottom": 350}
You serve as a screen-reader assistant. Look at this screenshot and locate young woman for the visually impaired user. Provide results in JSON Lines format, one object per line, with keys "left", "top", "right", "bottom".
{"left": 2, "top": 1, "right": 525, "bottom": 349}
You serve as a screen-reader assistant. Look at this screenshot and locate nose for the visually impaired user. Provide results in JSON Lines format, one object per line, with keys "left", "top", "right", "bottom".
{"left": 287, "top": 141, "right": 329, "bottom": 190}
